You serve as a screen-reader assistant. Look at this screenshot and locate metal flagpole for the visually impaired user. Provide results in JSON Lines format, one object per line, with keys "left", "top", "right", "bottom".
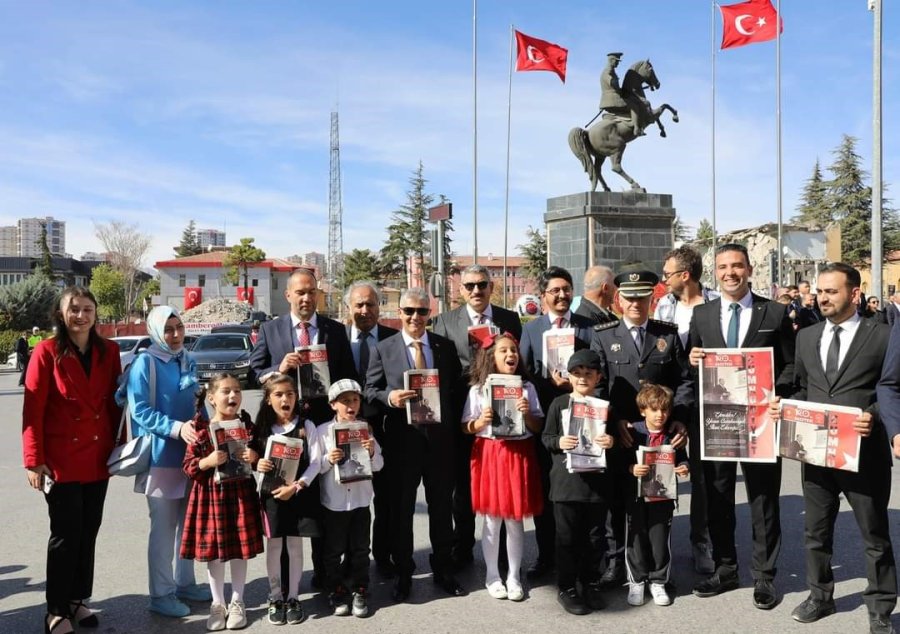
{"left": 776, "top": 0, "right": 783, "bottom": 286}
{"left": 871, "top": 0, "right": 883, "bottom": 302}
{"left": 502, "top": 25, "right": 514, "bottom": 308}
{"left": 711, "top": 1, "right": 718, "bottom": 252}
{"left": 472, "top": 0, "right": 479, "bottom": 264}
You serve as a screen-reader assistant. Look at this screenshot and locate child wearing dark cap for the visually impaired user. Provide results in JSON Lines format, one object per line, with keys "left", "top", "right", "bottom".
{"left": 541, "top": 349, "right": 615, "bottom": 616}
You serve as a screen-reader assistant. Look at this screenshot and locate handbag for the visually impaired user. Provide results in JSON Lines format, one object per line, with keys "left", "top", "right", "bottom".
{"left": 107, "top": 354, "right": 156, "bottom": 477}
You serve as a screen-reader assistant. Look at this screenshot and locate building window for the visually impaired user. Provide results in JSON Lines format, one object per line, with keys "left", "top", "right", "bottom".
{"left": 273, "top": 277, "right": 279, "bottom": 290}
{"left": 252, "top": 278, "right": 259, "bottom": 287}
{"left": 178, "top": 274, "right": 186, "bottom": 288}
{"left": 198, "top": 274, "right": 206, "bottom": 287}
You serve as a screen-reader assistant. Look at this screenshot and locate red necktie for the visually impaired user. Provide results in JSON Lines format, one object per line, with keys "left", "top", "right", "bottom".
{"left": 297, "top": 322, "right": 310, "bottom": 347}
{"left": 554, "top": 316, "right": 566, "bottom": 329}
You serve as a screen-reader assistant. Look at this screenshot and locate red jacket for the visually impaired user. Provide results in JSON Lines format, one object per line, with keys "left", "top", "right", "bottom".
{"left": 22, "top": 337, "right": 123, "bottom": 483}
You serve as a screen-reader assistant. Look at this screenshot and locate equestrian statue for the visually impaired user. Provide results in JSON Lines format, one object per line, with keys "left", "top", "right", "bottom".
{"left": 569, "top": 52, "right": 678, "bottom": 193}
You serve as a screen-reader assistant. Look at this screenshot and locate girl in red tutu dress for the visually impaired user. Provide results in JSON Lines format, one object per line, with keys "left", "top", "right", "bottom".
{"left": 180, "top": 373, "right": 264, "bottom": 631}
{"left": 462, "top": 332, "right": 544, "bottom": 602}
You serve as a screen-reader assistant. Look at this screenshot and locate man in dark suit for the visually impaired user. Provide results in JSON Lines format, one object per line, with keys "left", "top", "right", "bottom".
{"left": 364, "top": 287, "right": 466, "bottom": 602}
{"left": 591, "top": 269, "right": 692, "bottom": 586}
{"left": 249, "top": 268, "right": 357, "bottom": 423}
{"left": 688, "top": 243, "right": 795, "bottom": 610}
{"left": 519, "top": 266, "right": 595, "bottom": 579}
{"left": 574, "top": 265, "right": 617, "bottom": 325}
{"left": 344, "top": 280, "right": 398, "bottom": 575}
{"left": 16, "top": 330, "right": 29, "bottom": 386}
{"left": 431, "top": 264, "right": 522, "bottom": 567}
{"left": 776, "top": 263, "right": 895, "bottom": 634}
{"left": 885, "top": 293, "right": 900, "bottom": 327}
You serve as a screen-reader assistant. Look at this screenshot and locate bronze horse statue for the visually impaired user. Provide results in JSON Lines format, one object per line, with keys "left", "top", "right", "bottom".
{"left": 569, "top": 59, "right": 678, "bottom": 193}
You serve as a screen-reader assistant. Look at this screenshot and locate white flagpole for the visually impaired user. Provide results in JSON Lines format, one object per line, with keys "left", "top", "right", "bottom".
{"left": 472, "top": 0, "right": 479, "bottom": 265}
{"left": 502, "top": 25, "right": 514, "bottom": 308}
{"left": 871, "top": 0, "right": 883, "bottom": 301}
{"left": 711, "top": 1, "right": 718, "bottom": 253}
{"left": 776, "top": 0, "right": 783, "bottom": 286}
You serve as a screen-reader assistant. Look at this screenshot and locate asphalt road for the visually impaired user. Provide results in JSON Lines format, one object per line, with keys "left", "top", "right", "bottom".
{"left": 2, "top": 369, "right": 898, "bottom": 633}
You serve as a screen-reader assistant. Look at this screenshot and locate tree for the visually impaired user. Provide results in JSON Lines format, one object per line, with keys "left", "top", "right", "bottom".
{"left": 674, "top": 216, "right": 692, "bottom": 242}
{"left": 792, "top": 159, "right": 831, "bottom": 227}
{"left": 0, "top": 274, "right": 58, "bottom": 330}
{"left": 94, "top": 221, "right": 152, "bottom": 318}
{"left": 695, "top": 219, "right": 715, "bottom": 247}
{"left": 175, "top": 220, "right": 203, "bottom": 257}
{"left": 37, "top": 222, "right": 54, "bottom": 278}
{"left": 517, "top": 225, "right": 547, "bottom": 285}
{"left": 224, "top": 237, "right": 266, "bottom": 299}
{"left": 338, "top": 249, "right": 381, "bottom": 289}
{"left": 137, "top": 277, "right": 161, "bottom": 313}
{"left": 88, "top": 263, "right": 126, "bottom": 321}
{"left": 380, "top": 162, "right": 434, "bottom": 288}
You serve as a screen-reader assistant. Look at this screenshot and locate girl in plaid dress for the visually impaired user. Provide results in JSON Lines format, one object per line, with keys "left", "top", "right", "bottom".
{"left": 181, "top": 373, "right": 264, "bottom": 631}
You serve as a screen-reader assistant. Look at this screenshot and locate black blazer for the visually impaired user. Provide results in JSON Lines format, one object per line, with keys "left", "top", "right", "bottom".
{"left": 346, "top": 323, "right": 398, "bottom": 430}
{"left": 688, "top": 294, "right": 796, "bottom": 398}
{"left": 574, "top": 298, "right": 618, "bottom": 326}
{"left": 364, "top": 330, "right": 463, "bottom": 437}
{"left": 793, "top": 317, "right": 891, "bottom": 470}
{"left": 431, "top": 303, "right": 522, "bottom": 372}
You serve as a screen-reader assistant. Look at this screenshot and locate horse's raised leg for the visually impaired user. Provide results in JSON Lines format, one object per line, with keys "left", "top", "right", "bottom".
{"left": 610, "top": 150, "right": 644, "bottom": 193}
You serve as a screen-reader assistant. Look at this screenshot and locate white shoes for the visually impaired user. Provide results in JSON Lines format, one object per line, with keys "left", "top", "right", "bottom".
{"left": 486, "top": 580, "right": 508, "bottom": 599}
{"left": 627, "top": 581, "right": 646, "bottom": 606}
{"left": 226, "top": 600, "right": 246, "bottom": 630}
{"left": 650, "top": 582, "right": 672, "bottom": 606}
{"left": 506, "top": 579, "right": 525, "bottom": 602}
{"left": 207, "top": 603, "right": 227, "bottom": 631}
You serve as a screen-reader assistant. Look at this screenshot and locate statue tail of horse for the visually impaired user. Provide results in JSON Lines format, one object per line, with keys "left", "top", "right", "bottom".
{"left": 568, "top": 127, "right": 593, "bottom": 178}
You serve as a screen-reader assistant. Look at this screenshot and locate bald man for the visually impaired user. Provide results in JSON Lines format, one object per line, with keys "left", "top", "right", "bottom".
{"left": 574, "top": 266, "right": 617, "bottom": 325}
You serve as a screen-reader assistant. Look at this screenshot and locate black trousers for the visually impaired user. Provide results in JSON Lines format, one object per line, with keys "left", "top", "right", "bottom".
{"left": 703, "top": 459, "right": 782, "bottom": 580}
{"left": 370, "top": 421, "right": 391, "bottom": 565}
{"left": 452, "top": 432, "right": 476, "bottom": 556}
{"left": 45, "top": 479, "right": 109, "bottom": 616}
{"left": 625, "top": 499, "right": 674, "bottom": 584}
{"left": 802, "top": 462, "right": 897, "bottom": 619}
{"left": 603, "top": 472, "right": 629, "bottom": 566}
{"left": 687, "top": 415, "right": 710, "bottom": 547}
{"left": 388, "top": 427, "right": 455, "bottom": 578}
{"left": 554, "top": 501, "right": 607, "bottom": 590}
{"left": 533, "top": 438, "right": 556, "bottom": 566}
{"left": 322, "top": 507, "right": 372, "bottom": 592}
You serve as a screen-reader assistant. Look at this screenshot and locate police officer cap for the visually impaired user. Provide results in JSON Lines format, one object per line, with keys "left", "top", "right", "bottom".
{"left": 614, "top": 269, "right": 659, "bottom": 298}
{"left": 567, "top": 349, "right": 602, "bottom": 372}
{"left": 607, "top": 52, "right": 623, "bottom": 59}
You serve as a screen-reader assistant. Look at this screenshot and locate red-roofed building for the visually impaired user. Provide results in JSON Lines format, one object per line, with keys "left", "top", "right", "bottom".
{"left": 156, "top": 251, "right": 318, "bottom": 316}
{"left": 448, "top": 253, "right": 537, "bottom": 305}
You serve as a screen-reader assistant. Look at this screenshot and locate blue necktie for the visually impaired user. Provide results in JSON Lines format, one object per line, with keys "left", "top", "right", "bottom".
{"left": 727, "top": 303, "right": 741, "bottom": 348}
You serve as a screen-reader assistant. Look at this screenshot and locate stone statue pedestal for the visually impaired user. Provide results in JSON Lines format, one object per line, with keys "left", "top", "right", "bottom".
{"left": 544, "top": 192, "right": 676, "bottom": 291}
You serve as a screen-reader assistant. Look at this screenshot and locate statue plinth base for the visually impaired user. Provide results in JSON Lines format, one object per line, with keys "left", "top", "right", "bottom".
{"left": 544, "top": 192, "right": 676, "bottom": 291}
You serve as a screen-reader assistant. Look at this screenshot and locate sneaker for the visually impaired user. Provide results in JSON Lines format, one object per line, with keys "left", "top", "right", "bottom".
{"left": 330, "top": 590, "right": 351, "bottom": 617}
{"left": 176, "top": 583, "right": 213, "bottom": 602}
{"left": 285, "top": 598, "right": 305, "bottom": 625}
{"left": 506, "top": 579, "right": 525, "bottom": 602}
{"left": 486, "top": 580, "right": 508, "bottom": 600}
{"left": 225, "top": 600, "right": 246, "bottom": 630}
{"left": 627, "top": 582, "right": 646, "bottom": 606}
{"left": 267, "top": 599, "right": 286, "bottom": 625}
{"left": 598, "top": 560, "right": 626, "bottom": 588}
{"left": 149, "top": 594, "right": 191, "bottom": 618}
{"left": 207, "top": 603, "right": 227, "bottom": 631}
{"left": 650, "top": 582, "right": 672, "bottom": 606}
{"left": 351, "top": 589, "right": 369, "bottom": 618}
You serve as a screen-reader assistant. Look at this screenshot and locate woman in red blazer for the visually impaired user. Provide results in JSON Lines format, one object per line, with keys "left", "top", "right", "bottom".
{"left": 22, "top": 287, "right": 122, "bottom": 634}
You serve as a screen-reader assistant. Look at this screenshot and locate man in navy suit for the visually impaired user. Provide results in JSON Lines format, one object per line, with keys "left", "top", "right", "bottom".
{"left": 688, "top": 243, "right": 795, "bottom": 610}
{"left": 364, "top": 287, "right": 466, "bottom": 602}
{"left": 343, "top": 280, "right": 398, "bottom": 575}
{"left": 519, "top": 266, "right": 595, "bottom": 579}
{"left": 769, "top": 263, "right": 895, "bottom": 633}
{"left": 431, "top": 264, "right": 522, "bottom": 567}
{"left": 249, "top": 268, "right": 357, "bottom": 424}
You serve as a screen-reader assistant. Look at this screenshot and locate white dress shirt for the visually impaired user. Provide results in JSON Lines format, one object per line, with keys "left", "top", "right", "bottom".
{"left": 719, "top": 291, "right": 754, "bottom": 347}
{"left": 622, "top": 317, "right": 650, "bottom": 350}
{"left": 401, "top": 330, "right": 434, "bottom": 368}
{"left": 466, "top": 304, "right": 494, "bottom": 326}
{"left": 290, "top": 312, "right": 319, "bottom": 347}
{"left": 317, "top": 418, "right": 384, "bottom": 512}
{"left": 350, "top": 324, "right": 379, "bottom": 370}
{"left": 819, "top": 312, "right": 861, "bottom": 371}
{"left": 547, "top": 310, "right": 573, "bottom": 329}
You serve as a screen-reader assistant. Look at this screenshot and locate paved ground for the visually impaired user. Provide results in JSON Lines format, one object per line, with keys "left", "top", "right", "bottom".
{"left": 2, "top": 368, "right": 899, "bottom": 633}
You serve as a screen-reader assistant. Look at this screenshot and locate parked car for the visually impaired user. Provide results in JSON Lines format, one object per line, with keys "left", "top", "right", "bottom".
{"left": 191, "top": 332, "right": 253, "bottom": 386}
{"left": 112, "top": 336, "right": 152, "bottom": 372}
{"left": 183, "top": 334, "right": 200, "bottom": 350}
{"left": 210, "top": 324, "right": 252, "bottom": 336}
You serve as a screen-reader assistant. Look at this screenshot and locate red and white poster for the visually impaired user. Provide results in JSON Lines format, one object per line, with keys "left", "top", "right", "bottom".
{"left": 700, "top": 348, "right": 777, "bottom": 462}
{"left": 778, "top": 400, "right": 862, "bottom": 473}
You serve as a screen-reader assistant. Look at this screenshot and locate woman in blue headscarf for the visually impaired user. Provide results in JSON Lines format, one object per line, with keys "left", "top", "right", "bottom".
{"left": 127, "top": 306, "right": 210, "bottom": 617}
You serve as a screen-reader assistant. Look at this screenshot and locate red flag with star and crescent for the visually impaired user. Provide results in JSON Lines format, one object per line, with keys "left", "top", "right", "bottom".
{"left": 515, "top": 30, "right": 568, "bottom": 83}
{"left": 720, "top": 0, "right": 783, "bottom": 50}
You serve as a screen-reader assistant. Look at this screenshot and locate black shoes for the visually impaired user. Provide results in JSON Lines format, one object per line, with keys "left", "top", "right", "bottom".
{"left": 584, "top": 581, "right": 606, "bottom": 610}
{"left": 557, "top": 588, "right": 591, "bottom": 616}
{"left": 392, "top": 577, "right": 411, "bottom": 603}
{"left": 870, "top": 616, "right": 896, "bottom": 634}
{"left": 375, "top": 559, "right": 396, "bottom": 579}
{"left": 597, "top": 560, "right": 626, "bottom": 588}
{"left": 791, "top": 597, "right": 836, "bottom": 623}
{"left": 752, "top": 579, "right": 778, "bottom": 610}
{"left": 526, "top": 560, "right": 554, "bottom": 580}
{"left": 433, "top": 572, "right": 467, "bottom": 597}
{"left": 692, "top": 573, "right": 739, "bottom": 598}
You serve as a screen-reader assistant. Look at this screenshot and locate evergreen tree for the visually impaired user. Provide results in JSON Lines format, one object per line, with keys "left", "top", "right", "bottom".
{"left": 224, "top": 238, "right": 266, "bottom": 299}
{"left": 37, "top": 222, "right": 54, "bottom": 278}
{"left": 517, "top": 225, "right": 547, "bottom": 285}
{"left": 0, "top": 274, "right": 58, "bottom": 330}
{"left": 792, "top": 159, "right": 831, "bottom": 227}
{"left": 674, "top": 216, "right": 692, "bottom": 242}
{"left": 380, "top": 162, "right": 435, "bottom": 288}
{"left": 175, "top": 220, "right": 203, "bottom": 257}
{"left": 338, "top": 249, "right": 381, "bottom": 289}
{"left": 695, "top": 219, "right": 715, "bottom": 247}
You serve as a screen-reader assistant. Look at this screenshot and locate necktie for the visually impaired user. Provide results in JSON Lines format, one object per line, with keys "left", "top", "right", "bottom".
{"left": 412, "top": 341, "right": 426, "bottom": 370}
{"left": 554, "top": 316, "right": 566, "bottom": 329}
{"left": 631, "top": 326, "right": 644, "bottom": 352}
{"left": 297, "top": 322, "right": 310, "bottom": 347}
{"left": 477, "top": 313, "right": 486, "bottom": 326}
{"left": 726, "top": 303, "right": 741, "bottom": 348}
{"left": 825, "top": 325, "right": 841, "bottom": 384}
{"left": 358, "top": 330, "right": 370, "bottom": 378}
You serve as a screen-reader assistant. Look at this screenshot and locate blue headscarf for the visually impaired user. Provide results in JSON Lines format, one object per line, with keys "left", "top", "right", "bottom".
{"left": 145, "top": 305, "right": 197, "bottom": 392}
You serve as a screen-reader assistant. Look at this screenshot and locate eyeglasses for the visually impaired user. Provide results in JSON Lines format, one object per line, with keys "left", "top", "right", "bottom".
{"left": 400, "top": 307, "right": 430, "bottom": 317}
{"left": 544, "top": 286, "right": 572, "bottom": 296}
{"left": 462, "top": 281, "right": 489, "bottom": 291}
{"left": 661, "top": 269, "right": 685, "bottom": 281}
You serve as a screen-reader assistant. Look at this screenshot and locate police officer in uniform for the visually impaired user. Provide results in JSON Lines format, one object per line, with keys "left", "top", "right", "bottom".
{"left": 590, "top": 269, "right": 693, "bottom": 585}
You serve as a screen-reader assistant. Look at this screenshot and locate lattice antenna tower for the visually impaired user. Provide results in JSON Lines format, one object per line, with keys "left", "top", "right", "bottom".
{"left": 327, "top": 110, "right": 344, "bottom": 314}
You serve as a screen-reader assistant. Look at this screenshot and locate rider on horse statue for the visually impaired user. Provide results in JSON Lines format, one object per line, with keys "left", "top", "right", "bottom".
{"left": 599, "top": 52, "right": 647, "bottom": 137}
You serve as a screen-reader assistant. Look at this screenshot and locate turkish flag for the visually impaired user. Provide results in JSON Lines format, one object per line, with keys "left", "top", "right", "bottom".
{"left": 515, "top": 30, "right": 568, "bottom": 83}
{"left": 720, "top": 0, "right": 782, "bottom": 50}
{"left": 237, "top": 286, "right": 255, "bottom": 305}
{"left": 184, "top": 287, "right": 202, "bottom": 310}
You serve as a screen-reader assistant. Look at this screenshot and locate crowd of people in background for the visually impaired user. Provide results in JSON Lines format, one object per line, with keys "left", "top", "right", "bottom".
{"left": 20, "top": 248, "right": 900, "bottom": 633}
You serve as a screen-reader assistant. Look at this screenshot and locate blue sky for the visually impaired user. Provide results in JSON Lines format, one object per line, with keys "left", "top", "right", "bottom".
{"left": 0, "top": 1, "right": 896, "bottom": 271}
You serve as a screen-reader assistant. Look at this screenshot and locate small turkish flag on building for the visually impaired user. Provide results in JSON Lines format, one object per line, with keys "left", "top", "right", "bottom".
{"left": 720, "top": 0, "right": 782, "bottom": 50}
{"left": 184, "top": 287, "right": 202, "bottom": 310}
{"left": 515, "top": 30, "right": 568, "bottom": 83}
{"left": 237, "top": 287, "right": 255, "bottom": 305}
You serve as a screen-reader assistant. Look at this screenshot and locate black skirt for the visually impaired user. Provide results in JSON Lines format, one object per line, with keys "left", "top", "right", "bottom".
{"left": 261, "top": 479, "right": 322, "bottom": 538}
